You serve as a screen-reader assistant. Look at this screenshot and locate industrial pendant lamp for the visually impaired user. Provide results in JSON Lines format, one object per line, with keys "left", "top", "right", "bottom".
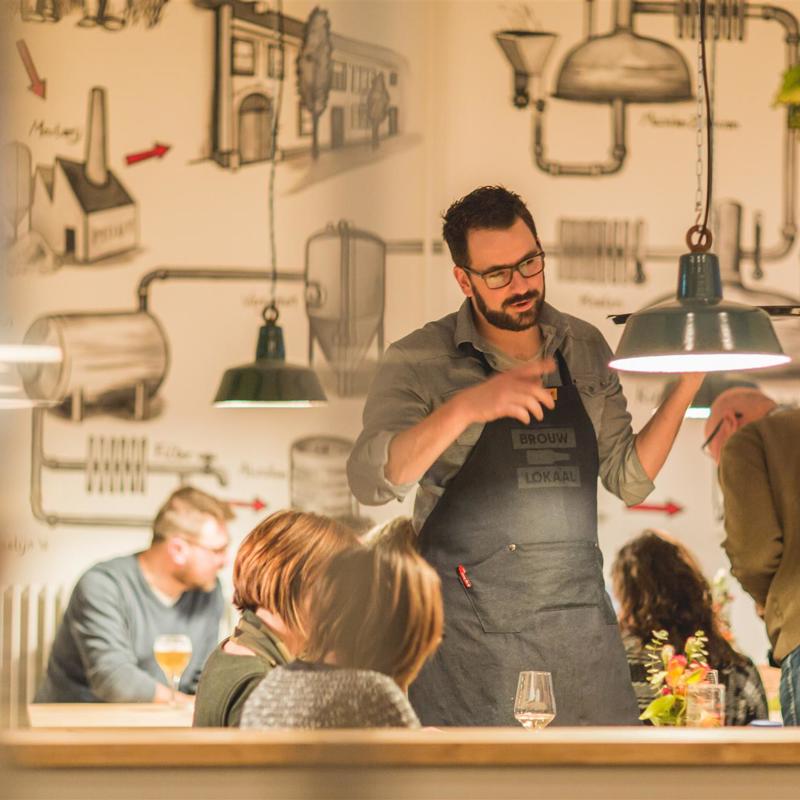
{"left": 213, "top": 303, "right": 326, "bottom": 408}
{"left": 213, "top": 3, "right": 325, "bottom": 408}
{"left": 609, "top": 0, "right": 790, "bottom": 375}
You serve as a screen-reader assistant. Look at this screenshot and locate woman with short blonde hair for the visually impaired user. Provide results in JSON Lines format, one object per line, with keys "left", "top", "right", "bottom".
{"left": 193, "top": 510, "right": 358, "bottom": 727}
{"left": 241, "top": 518, "right": 443, "bottom": 728}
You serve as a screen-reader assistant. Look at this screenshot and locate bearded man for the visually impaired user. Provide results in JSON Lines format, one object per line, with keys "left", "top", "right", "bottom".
{"left": 348, "top": 185, "right": 702, "bottom": 726}
{"left": 35, "top": 486, "right": 232, "bottom": 704}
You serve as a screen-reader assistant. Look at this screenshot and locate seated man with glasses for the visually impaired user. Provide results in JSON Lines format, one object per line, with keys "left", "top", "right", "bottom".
{"left": 347, "top": 185, "right": 703, "bottom": 727}
{"left": 35, "top": 486, "right": 232, "bottom": 704}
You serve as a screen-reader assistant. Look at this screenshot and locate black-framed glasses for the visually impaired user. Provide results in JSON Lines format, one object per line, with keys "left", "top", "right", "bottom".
{"left": 460, "top": 250, "right": 545, "bottom": 290}
{"left": 701, "top": 412, "right": 743, "bottom": 455}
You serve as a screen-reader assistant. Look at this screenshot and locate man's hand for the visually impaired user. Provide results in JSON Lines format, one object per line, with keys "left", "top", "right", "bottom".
{"left": 383, "top": 358, "right": 556, "bottom": 487}
{"left": 450, "top": 359, "right": 557, "bottom": 426}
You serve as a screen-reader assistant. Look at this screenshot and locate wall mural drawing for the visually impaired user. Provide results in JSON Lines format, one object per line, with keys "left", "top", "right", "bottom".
{"left": 289, "top": 435, "right": 372, "bottom": 532}
{"left": 305, "top": 220, "right": 385, "bottom": 397}
{"left": 29, "top": 408, "right": 227, "bottom": 528}
{"left": 15, "top": 203, "right": 408, "bottom": 525}
{"left": 502, "top": 0, "right": 800, "bottom": 368}
{"left": 195, "top": 0, "right": 412, "bottom": 188}
{"left": 16, "top": 0, "right": 170, "bottom": 29}
{"left": 7, "top": 87, "right": 140, "bottom": 271}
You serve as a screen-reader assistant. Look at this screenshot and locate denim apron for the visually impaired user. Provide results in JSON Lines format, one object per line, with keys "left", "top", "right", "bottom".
{"left": 409, "top": 350, "right": 639, "bottom": 726}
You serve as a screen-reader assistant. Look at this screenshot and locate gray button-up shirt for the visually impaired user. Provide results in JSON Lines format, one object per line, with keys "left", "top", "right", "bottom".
{"left": 347, "top": 300, "right": 654, "bottom": 532}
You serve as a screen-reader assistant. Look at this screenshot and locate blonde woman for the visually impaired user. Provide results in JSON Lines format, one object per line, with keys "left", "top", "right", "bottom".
{"left": 193, "top": 510, "right": 358, "bottom": 727}
{"left": 240, "top": 518, "right": 443, "bottom": 728}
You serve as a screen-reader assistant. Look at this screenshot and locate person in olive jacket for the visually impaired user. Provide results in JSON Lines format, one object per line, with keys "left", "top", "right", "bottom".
{"left": 193, "top": 510, "right": 358, "bottom": 727}
{"left": 704, "top": 387, "right": 800, "bottom": 726}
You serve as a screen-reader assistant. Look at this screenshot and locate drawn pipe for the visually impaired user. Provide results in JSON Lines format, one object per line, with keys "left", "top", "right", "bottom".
{"left": 136, "top": 267, "right": 312, "bottom": 312}
{"left": 30, "top": 409, "right": 228, "bottom": 528}
{"left": 534, "top": 97, "right": 627, "bottom": 176}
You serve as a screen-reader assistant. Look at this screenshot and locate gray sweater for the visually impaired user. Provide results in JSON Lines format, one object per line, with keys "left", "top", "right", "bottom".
{"left": 240, "top": 661, "right": 420, "bottom": 729}
{"left": 35, "top": 554, "right": 223, "bottom": 703}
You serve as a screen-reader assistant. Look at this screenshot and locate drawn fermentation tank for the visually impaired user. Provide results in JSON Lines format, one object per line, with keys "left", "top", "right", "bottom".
{"left": 305, "top": 221, "right": 386, "bottom": 397}
{"left": 20, "top": 311, "right": 168, "bottom": 421}
{"left": 290, "top": 436, "right": 360, "bottom": 521}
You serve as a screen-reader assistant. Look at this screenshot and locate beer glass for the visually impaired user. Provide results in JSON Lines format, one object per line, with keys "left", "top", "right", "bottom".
{"left": 153, "top": 634, "right": 192, "bottom": 706}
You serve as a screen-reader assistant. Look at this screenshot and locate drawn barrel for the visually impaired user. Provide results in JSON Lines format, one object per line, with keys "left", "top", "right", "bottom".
{"left": 20, "top": 311, "right": 168, "bottom": 421}
{"left": 290, "top": 436, "right": 359, "bottom": 520}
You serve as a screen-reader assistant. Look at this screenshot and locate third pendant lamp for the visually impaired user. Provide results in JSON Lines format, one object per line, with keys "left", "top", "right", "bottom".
{"left": 214, "top": 303, "right": 326, "bottom": 408}
{"left": 609, "top": 0, "right": 790, "bottom": 375}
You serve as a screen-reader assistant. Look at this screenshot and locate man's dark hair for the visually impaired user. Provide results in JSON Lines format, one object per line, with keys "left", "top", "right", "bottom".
{"left": 442, "top": 186, "right": 539, "bottom": 268}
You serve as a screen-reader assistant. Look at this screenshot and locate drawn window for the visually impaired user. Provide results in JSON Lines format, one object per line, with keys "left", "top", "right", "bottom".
{"left": 350, "top": 103, "right": 368, "bottom": 130}
{"left": 331, "top": 60, "right": 347, "bottom": 91}
{"left": 298, "top": 107, "right": 313, "bottom": 137}
{"left": 389, "top": 71, "right": 398, "bottom": 86}
{"left": 267, "top": 44, "right": 284, "bottom": 79}
{"left": 351, "top": 65, "right": 374, "bottom": 93}
{"left": 232, "top": 38, "right": 255, "bottom": 76}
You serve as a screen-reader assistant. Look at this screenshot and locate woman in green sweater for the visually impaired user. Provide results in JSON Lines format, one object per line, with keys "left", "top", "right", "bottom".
{"left": 193, "top": 510, "right": 359, "bottom": 727}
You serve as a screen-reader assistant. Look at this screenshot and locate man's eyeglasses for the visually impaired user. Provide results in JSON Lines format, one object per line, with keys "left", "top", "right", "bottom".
{"left": 178, "top": 534, "right": 228, "bottom": 557}
{"left": 701, "top": 412, "right": 743, "bottom": 455}
{"left": 460, "top": 251, "right": 545, "bottom": 290}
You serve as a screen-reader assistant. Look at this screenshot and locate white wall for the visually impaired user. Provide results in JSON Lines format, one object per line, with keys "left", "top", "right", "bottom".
{"left": 2, "top": 0, "right": 799, "bottom": 663}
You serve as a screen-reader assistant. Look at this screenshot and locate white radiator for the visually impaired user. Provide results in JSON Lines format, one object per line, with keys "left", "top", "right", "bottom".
{"left": 0, "top": 584, "right": 69, "bottom": 728}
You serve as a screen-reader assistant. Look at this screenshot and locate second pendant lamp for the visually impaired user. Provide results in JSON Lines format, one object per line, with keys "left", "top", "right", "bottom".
{"left": 609, "top": 0, "right": 790, "bottom": 375}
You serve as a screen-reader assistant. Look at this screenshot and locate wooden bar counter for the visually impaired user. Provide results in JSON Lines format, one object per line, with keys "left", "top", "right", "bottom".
{"left": 3, "top": 726, "right": 800, "bottom": 800}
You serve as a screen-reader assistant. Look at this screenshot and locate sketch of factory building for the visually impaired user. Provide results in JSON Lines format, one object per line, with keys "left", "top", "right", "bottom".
{"left": 197, "top": 0, "right": 407, "bottom": 169}
{"left": 31, "top": 87, "right": 139, "bottom": 263}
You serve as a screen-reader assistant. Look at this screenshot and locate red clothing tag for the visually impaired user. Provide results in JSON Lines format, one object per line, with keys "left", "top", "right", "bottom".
{"left": 457, "top": 564, "right": 472, "bottom": 589}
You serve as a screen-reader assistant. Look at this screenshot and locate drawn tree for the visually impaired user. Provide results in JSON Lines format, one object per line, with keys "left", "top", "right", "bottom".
{"left": 296, "top": 6, "right": 333, "bottom": 160}
{"left": 366, "top": 71, "right": 390, "bottom": 150}
{"left": 2, "top": 143, "right": 32, "bottom": 242}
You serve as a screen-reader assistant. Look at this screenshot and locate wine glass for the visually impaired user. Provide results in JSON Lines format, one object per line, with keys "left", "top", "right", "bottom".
{"left": 153, "top": 634, "right": 192, "bottom": 706}
{"left": 514, "top": 671, "right": 556, "bottom": 730}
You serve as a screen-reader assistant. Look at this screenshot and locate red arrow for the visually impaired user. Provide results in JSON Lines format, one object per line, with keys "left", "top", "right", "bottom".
{"left": 227, "top": 497, "right": 267, "bottom": 513}
{"left": 629, "top": 501, "right": 683, "bottom": 517}
{"left": 125, "top": 143, "right": 171, "bottom": 165}
{"left": 16, "top": 40, "right": 46, "bottom": 99}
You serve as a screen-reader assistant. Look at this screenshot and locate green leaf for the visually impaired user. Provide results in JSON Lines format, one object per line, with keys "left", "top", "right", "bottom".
{"left": 775, "top": 65, "right": 800, "bottom": 106}
{"left": 685, "top": 667, "right": 708, "bottom": 685}
{"left": 639, "top": 693, "right": 677, "bottom": 722}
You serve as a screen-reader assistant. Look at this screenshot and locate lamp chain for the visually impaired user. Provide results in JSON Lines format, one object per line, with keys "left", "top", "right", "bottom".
{"left": 694, "top": 5, "right": 704, "bottom": 226}
{"left": 687, "top": 0, "right": 714, "bottom": 253}
{"left": 265, "top": 0, "right": 286, "bottom": 320}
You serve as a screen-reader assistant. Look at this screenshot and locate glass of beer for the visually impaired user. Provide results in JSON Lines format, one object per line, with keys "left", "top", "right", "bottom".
{"left": 153, "top": 634, "right": 192, "bottom": 706}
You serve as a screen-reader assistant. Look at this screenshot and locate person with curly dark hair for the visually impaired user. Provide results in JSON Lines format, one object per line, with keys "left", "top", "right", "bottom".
{"left": 612, "top": 529, "right": 768, "bottom": 725}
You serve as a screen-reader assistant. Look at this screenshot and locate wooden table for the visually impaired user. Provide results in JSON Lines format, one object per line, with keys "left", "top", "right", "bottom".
{"left": 26, "top": 702, "right": 194, "bottom": 728}
{"left": 3, "top": 727, "right": 800, "bottom": 800}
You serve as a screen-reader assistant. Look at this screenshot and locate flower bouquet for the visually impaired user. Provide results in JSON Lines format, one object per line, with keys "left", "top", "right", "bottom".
{"left": 639, "top": 629, "right": 711, "bottom": 726}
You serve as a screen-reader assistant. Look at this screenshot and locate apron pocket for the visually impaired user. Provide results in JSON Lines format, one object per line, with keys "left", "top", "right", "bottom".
{"left": 459, "top": 542, "right": 605, "bottom": 634}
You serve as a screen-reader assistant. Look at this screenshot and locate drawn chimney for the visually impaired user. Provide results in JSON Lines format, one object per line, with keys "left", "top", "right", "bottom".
{"left": 84, "top": 87, "right": 109, "bottom": 187}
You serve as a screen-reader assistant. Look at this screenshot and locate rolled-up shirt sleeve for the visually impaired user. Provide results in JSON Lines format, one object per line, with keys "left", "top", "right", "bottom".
{"left": 347, "top": 343, "right": 430, "bottom": 506}
{"left": 593, "top": 339, "right": 655, "bottom": 507}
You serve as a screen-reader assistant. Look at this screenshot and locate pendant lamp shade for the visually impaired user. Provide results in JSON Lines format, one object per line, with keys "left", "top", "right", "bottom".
{"left": 214, "top": 315, "right": 326, "bottom": 408}
{"left": 610, "top": 252, "right": 790, "bottom": 374}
